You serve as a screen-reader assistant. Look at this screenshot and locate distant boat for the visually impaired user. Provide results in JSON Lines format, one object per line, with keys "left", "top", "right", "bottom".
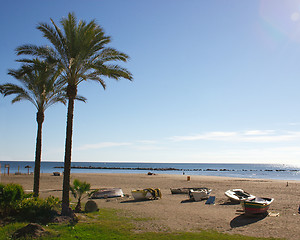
{"left": 91, "top": 188, "right": 124, "bottom": 199}
{"left": 224, "top": 189, "right": 255, "bottom": 203}
{"left": 170, "top": 187, "right": 210, "bottom": 195}
{"left": 189, "top": 188, "right": 212, "bottom": 201}
{"left": 131, "top": 188, "right": 162, "bottom": 200}
{"left": 241, "top": 197, "right": 274, "bottom": 215}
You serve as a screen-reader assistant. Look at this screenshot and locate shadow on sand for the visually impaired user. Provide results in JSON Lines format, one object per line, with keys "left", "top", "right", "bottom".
{"left": 230, "top": 212, "right": 268, "bottom": 228}
{"left": 180, "top": 199, "right": 194, "bottom": 203}
{"left": 180, "top": 199, "right": 210, "bottom": 203}
{"left": 120, "top": 199, "right": 156, "bottom": 204}
{"left": 220, "top": 201, "right": 239, "bottom": 206}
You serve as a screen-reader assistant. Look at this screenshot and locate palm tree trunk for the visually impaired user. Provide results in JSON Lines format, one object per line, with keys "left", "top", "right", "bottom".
{"left": 62, "top": 85, "right": 77, "bottom": 216}
{"left": 75, "top": 198, "right": 81, "bottom": 213}
{"left": 33, "top": 111, "right": 44, "bottom": 197}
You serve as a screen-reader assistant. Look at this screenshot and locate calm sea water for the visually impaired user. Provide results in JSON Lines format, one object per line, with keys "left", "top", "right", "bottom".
{"left": 1, "top": 161, "right": 300, "bottom": 181}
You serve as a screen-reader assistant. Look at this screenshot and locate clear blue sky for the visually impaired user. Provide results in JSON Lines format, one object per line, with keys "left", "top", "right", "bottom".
{"left": 1, "top": 0, "right": 300, "bottom": 165}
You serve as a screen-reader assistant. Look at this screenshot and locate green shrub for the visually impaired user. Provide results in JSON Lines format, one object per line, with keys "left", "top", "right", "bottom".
{"left": 17, "top": 196, "right": 61, "bottom": 222}
{"left": 0, "top": 183, "right": 4, "bottom": 192}
{"left": 1, "top": 183, "right": 24, "bottom": 202}
{"left": 0, "top": 183, "right": 24, "bottom": 216}
{"left": 0, "top": 183, "right": 60, "bottom": 222}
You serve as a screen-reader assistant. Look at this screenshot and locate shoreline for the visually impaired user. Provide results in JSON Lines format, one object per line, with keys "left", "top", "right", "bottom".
{"left": 2, "top": 171, "right": 300, "bottom": 182}
{"left": 62, "top": 172, "right": 300, "bottom": 182}
{"left": 2, "top": 161, "right": 300, "bottom": 181}
{"left": 2, "top": 172, "right": 300, "bottom": 239}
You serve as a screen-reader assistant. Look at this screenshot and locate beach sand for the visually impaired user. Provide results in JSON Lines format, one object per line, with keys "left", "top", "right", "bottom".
{"left": 1, "top": 173, "right": 299, "bottom": 239}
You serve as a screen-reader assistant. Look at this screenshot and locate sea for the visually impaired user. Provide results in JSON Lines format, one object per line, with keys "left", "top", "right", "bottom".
{"left": 1, "top": 161, "right": 300, "bottom": 181}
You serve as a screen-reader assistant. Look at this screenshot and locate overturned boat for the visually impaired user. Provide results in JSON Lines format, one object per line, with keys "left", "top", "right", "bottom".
{"left": 170, "top": 187, "right": 210, "bottom": 195}
{"left": 224, "top": 189, "right": 255, "bottom": 203}
{"left": 91, "top": 188, "right": 124, "bottom": 199}
{"left": 241, "top": 197, "right": 274, "bottom": 215}
{"left": 189, "top": 188, "right": 212, "bottom": 201}
{"left": 131, "top": 188, "right": 162, "bottom": 200}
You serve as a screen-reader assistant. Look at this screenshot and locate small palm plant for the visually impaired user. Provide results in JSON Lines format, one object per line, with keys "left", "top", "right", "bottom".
{"left": 70, "top": 179, "right": 95, "bottom": 212}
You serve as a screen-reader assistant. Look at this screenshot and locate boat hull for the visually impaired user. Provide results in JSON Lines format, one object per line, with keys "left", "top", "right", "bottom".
{"left": 170, "top": 187, "right": 211, "bottom": 195}
{"left": 189, "top": 188, "right": 211, "bottom": 201}
{"left": 91, "top": 188, "right": 124, "bottom": 199}
{"left": 241, "top": 197, "right": 274, "bottom": 215}
{"left": 132, "top": 188, "right": 161, "bottom": 200}
{"left": 224, "top": 189, "right": 255, "bottom": 203}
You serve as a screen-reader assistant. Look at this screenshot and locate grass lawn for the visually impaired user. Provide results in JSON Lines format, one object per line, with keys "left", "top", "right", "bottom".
{"left": 0, "top": 208, "right": 282, "bottom": 240}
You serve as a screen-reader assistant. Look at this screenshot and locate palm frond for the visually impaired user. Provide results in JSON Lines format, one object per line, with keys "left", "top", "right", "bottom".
{"left": 37, "top": 22, "right": 66, "bottom": 63}
{"left": 45, "top": 95, "right": 67, "bottom": 109}
{"left": 92, "top": 62, "right": 133, "bottom": 81}
{"left": 93, "top": 48, "right": 129, "bottom": 63}
{"left": 14, "top": 12, "right": 132, "bottom": 110}
{"left": 16, "top": 44, "right": 48, "bottom": 57}
{"left": 15, "top": 58, "right": 36, "bottom": 64}
{"left": 0, "top": 83, "right": 28, "bottom": 97}
{"left": 11, "top": 94, "right": 37, "bottom": 107}
{"left": 75, "top": 94, "right": 87, "bottom": 103}
{"left": 3, "top": 59, "right": 67, "bottom": 111}
{"left": 0, "top": 83, "right": 37, "bottom": 108}
{"left": 79, "top": 73, "right": 106, "bottom": 89}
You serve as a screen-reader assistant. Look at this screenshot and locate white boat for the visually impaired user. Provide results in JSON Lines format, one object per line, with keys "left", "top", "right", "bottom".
{"left": 131, "top": 188, "right": 162, "bottom": 200}
{"left": 170, "top": 187, "right": 209, "bottom": 194}
{"left": 91, "top": 188, "right": 124, "bottom": 199}
{"left": 189, "top": 188, "right": 211, "bottom": 201}
{"left": 224, "top": 189, "right": 255, "bottom": 203}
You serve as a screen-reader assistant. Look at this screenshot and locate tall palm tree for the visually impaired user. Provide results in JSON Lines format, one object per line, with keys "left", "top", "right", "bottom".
{"left": 16, "top": 13, "right": 133, "bottom": 215}
{"left": 0, "top": 59, "right": 66, "bottom": 197}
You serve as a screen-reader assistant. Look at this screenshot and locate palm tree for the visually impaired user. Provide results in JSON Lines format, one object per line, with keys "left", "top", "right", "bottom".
{"left": 70, "top": 179, "right": 95, "bottom": 213}
{"left": 0, "top": 59, "right": 66, "bottom": 197}
{"left": 16, "top": 13, "right": 133, "bottom": 215}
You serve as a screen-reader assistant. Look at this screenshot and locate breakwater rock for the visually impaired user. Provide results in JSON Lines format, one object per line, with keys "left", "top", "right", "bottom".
{"left": 54, "top": 166, "right": 180, "bottom": 171}
{"left": 53, "top": 166, "right": 300, "bottom": 172}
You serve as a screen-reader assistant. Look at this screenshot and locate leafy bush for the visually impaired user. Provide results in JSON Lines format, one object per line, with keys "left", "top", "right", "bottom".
{"left": 0, "top": 183, "right": 25, "bottom": 216}
{"left": 0, "top": 183, "right": 61, "bottom": 222}
{"left": 0, "top": 183, "right": 4, "bottom": 192}
{"left": 17, "top": 196, "right": 61, "bottom": 222}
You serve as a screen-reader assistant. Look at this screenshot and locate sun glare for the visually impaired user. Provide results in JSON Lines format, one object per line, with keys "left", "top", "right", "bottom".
{"left": 260, "top": 0, "right": 300, "bottom": 42}
{"left": 291, "top": 12, "right": 300, "bottom": 21}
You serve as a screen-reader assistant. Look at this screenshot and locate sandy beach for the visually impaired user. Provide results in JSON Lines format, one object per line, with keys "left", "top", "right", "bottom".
{"left": 1, "top": 173, "right": 299, "bottom": 239}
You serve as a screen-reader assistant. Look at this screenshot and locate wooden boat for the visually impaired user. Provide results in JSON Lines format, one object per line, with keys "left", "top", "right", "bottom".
{"left": 189, "top": 188, "right": 212, "bottom": 201}
{"left": 241, "top": 197, "right": 274, "bottom": 215}
{"left": 91, "top": 188, "right": 124, "bottom": 199}
{"left": 224, "top": 189, "right": 255, "bottom": 203}
{"left": 131, "top": 188, "right": 162, "bottom": 200}
{"left": 170, "top": 187, "right": 210, "bottom": 194}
